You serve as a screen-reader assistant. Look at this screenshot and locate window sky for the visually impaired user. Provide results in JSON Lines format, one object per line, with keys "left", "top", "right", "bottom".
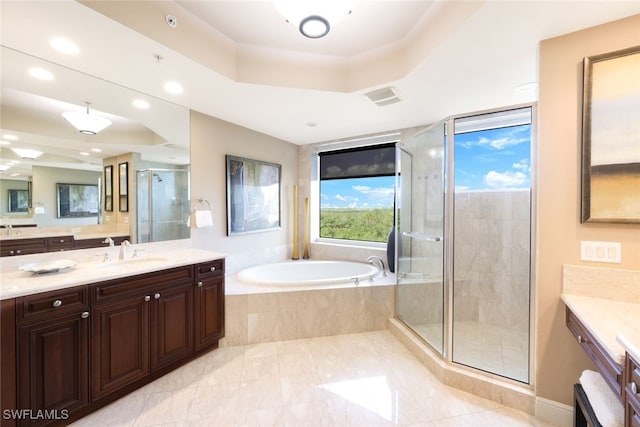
{"left": 320, "top": 124, "right": 531, "bottom": 209}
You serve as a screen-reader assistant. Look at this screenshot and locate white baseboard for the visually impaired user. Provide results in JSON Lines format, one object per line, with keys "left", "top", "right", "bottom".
{"left": 536, "top": 397, "right": 573, "bottom": 427}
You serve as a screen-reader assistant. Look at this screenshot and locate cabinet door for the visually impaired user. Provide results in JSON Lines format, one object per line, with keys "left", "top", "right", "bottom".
{"left": 92, "top": 295, "right": 149, "bottom": 400}
{"left": 150, "top": 282, "right": 194, "bottom": 370}
{"left": 195, "top": 276, "right": 225, "bottom": 350}
{"left": 18, "top": 311, "right": 89, "bottom": 426}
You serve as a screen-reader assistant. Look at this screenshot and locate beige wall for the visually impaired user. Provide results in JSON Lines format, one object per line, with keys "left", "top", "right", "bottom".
{"left": 537, "top": 14, "right": 640, "bottom": 405}
{"left": 189, "top": 111, "right": 299, "bottom": 274}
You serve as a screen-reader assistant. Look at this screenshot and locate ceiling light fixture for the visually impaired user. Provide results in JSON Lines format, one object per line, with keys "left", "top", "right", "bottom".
{"left": 62, "top": 102, "right": 112, "bottom": 135}
{"left": 28, "top": 67, "right": 54, "bottom": 81}
{"left": 49, "top": 37, "right": 79, "bottom": 55}
{"left": 132, "top": 99, "right": 150, "bottom": 109}
{"left": 164, "top": 81, "right": 183, "bottom": 95}
{"left": 274, "top": 1, "right": 354, "bottom": 39}
{"left": 11, "top": 148, "right": 43, "bottom": 160}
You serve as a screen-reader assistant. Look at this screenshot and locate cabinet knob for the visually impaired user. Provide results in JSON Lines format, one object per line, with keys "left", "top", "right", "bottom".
{"left": 144, "top": 296, "right": 151, "bottom": 302}
{"left": 16, "top": 250, "right": 21, "bottom": 254}
{"left": 52, "top": 300, "right": 63, "bottom": 308}
{"left": 631, "top": 382, "right": 638, "bottom": 395}
{"left": 9, "top": 250, "right": 14, "bottom": 255}
{"left": 60, "top": 239, "right": 65, "bottom": 243}
{"left": 197, "top": 281, "right": 203, "bottom": 287}
{"left": 210, "top": 267, "right": 216, "bottom": 272}
{"left": 577, "top": 335, "right": 588, "bottom": 344}
{"left": 81, "top": 311, "right": 89, "bottom": 319}
{"left": 154, "top": 293, "right": 161, "bottom": 299}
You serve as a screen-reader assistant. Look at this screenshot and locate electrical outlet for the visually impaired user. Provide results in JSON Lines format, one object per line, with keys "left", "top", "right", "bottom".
{"left": 580, "top": 241, "right": 621, "bottom": 263}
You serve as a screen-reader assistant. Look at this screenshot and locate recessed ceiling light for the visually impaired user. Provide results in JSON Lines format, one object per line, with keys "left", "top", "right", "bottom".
{"left": 132, "top": 99, "right": 150, "bottom": 109}
{"left": 11, "top": 148, "right": 43, "bottom": 159}
{"left": 50, "top": 37, "right": 79, "bottom": 55}
{"left": 28, "top": 67, "right": 54, "bottom": 81}
{"left": 10, "top": 173, "right": 20, "bottom": 177}
{"left": 3, "top": 134, "right": 18, "bottom": 141}
{"left": 9, "top": 160, "right": 19, "bottom": 165}
{"left": 80, "top": 152, "right": 90, "bottom": 156}
{"left": 0, "top": 165, "right": 10, "bottom": 171}
{"left": 164, "top": 81, "right": 183, "bottom": 95}
{"left": 91, "top": 148, "right": 102, "bottom": 153}
{"left": 0, "top": 141, "right": 11, "bottom": 146}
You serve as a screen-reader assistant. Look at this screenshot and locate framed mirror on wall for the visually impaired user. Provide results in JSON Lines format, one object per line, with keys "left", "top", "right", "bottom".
{"left": 104, "top": 165, "right": 113, "bottom": 212}
{"left": 581, "top": 45, "right": 640, "bottom": 223}
{"left": 119, "top": 162, "right": 128, "bottom": 212}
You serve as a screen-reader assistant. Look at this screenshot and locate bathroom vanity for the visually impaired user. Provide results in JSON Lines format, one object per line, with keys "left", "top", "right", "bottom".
{"left": 0, "top": 234, "right": 130, "bottom": 256}
{"left": 561, "top": 265, "right": 640, "bottom": 427}
{"left": 0, "top": 249, "right": 225, "bottom": 427}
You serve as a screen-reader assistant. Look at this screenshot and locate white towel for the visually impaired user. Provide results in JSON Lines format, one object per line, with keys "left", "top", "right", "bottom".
{"left": 579, "top": 369, "right": 624, "bottom": 427}
{"left": 193, "top": 209, "right": 213, "bottom": 228}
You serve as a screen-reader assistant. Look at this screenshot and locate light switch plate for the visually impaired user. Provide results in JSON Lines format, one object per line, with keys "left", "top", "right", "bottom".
{"left": 580, "top": 241, "right": 621, "bottom": 263}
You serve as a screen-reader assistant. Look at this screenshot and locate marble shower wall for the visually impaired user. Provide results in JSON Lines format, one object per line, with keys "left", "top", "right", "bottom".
{"left": 453, "top": 189, "right": 531, "bottom": 332}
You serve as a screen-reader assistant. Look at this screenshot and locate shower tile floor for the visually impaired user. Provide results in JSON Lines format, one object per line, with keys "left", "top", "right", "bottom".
{"left": 413, "top": 321, "right": 530, "bottom": 383}
{"left": 70, "top": 331, "right": 549, "bottom": 426}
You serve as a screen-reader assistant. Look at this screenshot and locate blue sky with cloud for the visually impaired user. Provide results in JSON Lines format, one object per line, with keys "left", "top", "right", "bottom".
{"left": 320, "top": 124, "right": 531, "bottom": 209}
{"left": 454, "top": 124, "right": 531, "bottom": 191}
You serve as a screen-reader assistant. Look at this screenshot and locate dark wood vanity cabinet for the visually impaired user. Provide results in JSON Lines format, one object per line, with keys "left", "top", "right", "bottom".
{"left": 91, "top": 266, "right": 195, "bottom": 398}
{"left": 15, "top": 287, "right": 91, "bottom": 426}
{"left": 0, "top": 238, "right": 49, "bottom": 257}
{"left": 1, "top": 236, "right": 75, "bottom": 257}
{"left": 46, "top": 237, "right": 74, "bottom": 252}
{"left": 625, "top": 353, "right": 640, "bottom": 427}
{"left": 1, "top": 258, "right": 225, "bottom": 427}
{"left": 195, "top": 258, "right": 225, "bottom": 350}
{"left": 73, "top": 236, "right": 129, "bottom": 250}
{"left": 566, "top": 307, "right": 624, "bottom": 397}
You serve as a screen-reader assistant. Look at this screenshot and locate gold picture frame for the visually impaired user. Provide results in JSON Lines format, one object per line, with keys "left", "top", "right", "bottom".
{"left": 581, "top": 45, "right": 640, "bottom": 223}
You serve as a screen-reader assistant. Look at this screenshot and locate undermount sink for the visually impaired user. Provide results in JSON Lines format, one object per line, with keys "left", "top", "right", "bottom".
{"left": 96, "top": 257, "right": 169, "bottom": 269}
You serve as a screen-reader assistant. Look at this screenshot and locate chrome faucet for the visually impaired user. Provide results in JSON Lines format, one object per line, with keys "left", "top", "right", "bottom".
{"left": 118, "top": 240, "right": 132, "bottom": 260}
{"left": 367, "top": 255, "right": 387, "bottom": 277}
{"left": 103, "top": 236, "right": 114, "bottom": 247}
{"left": 6, "top": 224, "right": 12, "bottom": 236}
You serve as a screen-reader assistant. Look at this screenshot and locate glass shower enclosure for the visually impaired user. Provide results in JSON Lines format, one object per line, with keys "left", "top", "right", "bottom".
{"left": 137, "top": 168, "right": 190, "bottom": 243}
{"left": 395, "top": 106, "right": 533, "bottom": 384}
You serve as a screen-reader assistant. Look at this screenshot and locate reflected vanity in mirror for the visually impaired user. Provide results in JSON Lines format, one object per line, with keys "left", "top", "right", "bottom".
{"left": 0, "top": 46, "right": 190, "bottom": 243}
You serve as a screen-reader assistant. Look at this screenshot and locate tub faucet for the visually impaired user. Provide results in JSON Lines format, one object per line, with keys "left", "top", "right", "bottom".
{"left": 367, "top": 255, "right": 387, "bottom": 277}
{"left": 119, "top": 240, "right": 132, "bottom": 260}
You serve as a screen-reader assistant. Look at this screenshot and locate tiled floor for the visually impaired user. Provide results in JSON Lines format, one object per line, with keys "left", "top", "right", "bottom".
{"left": 414, "top": 321, "right": 530, "bottom": 383}
{"left": 71, "top": 331, "right": 551, "bottom": 426}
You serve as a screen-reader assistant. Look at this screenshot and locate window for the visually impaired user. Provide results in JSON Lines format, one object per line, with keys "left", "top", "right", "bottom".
{"left": 319, "top": 143, "right": 396, "bottom": 243}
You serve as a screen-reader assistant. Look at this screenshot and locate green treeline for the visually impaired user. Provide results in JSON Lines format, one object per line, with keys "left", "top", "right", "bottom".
{"left": 320, "top": 208, "right": 393, "bottom": 243}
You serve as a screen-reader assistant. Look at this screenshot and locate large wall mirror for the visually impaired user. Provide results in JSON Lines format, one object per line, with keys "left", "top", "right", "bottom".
{"left": 0, "top": 46, "right": 190, "bottom": 242}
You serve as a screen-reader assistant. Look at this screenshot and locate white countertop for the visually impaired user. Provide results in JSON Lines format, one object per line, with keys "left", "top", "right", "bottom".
{"left": 561, "top": 294, "right": 639, "bottom": 365}
{"left": 0, "top": 247, "right": 225, "bottom": 300}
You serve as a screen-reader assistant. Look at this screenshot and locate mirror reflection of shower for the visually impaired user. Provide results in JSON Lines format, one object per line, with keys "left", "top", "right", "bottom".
{"left": 136, "top": 168, "right": 190, "bottom": 243}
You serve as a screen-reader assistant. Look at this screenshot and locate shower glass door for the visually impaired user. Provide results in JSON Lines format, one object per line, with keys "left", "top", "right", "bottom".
{"left": 395, "top": 122, "right": 446, "bottom": 355}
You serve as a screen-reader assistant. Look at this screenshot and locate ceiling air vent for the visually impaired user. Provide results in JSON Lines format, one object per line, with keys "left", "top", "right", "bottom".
{"left": 364, "top": 86, "right": 401, "bottom": 106}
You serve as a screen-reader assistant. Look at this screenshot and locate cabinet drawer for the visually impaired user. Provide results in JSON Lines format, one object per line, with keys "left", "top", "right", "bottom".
{"left": 627, "top": 386, "right": 640, "bottom": 427}
{"left": 195, "top": 259, "right": 224, "bottom": 279}
{"left": 48, "top": 235, "right": 74, "bottom": 251}
{"left": 17, "top": 286, "right": 88, "bottom": 322}
{"left": 0, "top": 237, "right": 48, "bottom": 257}
{"left": 92, "top": 265, "right": 194, "bottom": 305}
{"left": 566, "top": 308, "right": 623, "bottom": 399}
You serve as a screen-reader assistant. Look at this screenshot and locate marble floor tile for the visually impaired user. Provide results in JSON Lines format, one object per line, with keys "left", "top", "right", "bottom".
{"left": 70, "top": 330, "right": 551, "bottom": 427}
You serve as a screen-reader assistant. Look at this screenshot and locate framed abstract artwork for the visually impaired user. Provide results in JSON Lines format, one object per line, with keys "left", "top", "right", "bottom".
{"left": 581, "top": 45, "right": 640, "bottom": 223}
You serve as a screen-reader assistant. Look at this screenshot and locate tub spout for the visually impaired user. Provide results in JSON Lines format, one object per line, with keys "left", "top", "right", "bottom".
{"left": 367, "top": 256, "right": 387, "bottom": 277}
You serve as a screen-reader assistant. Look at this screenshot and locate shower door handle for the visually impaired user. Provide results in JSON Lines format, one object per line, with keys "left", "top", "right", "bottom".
{"left": 402, "top": 231, "right": 442, "bottom": 242}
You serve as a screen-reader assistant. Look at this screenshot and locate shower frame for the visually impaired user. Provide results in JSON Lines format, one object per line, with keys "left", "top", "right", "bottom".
{"left": 395, "top": 103, "right": 537, "bottom": 386}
